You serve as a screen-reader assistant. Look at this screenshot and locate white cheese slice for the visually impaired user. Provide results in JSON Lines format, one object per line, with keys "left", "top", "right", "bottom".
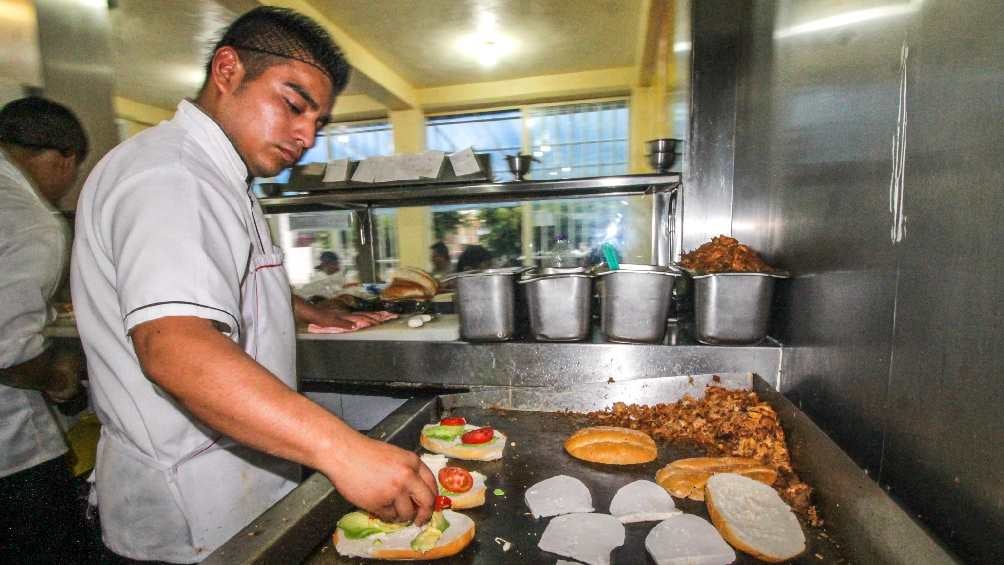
{"left": 525, "top": 475, "right": 594, "bottom": 519}
{"left": 538, "top": 512, "right": 625, "bottom": 565}
{"left": 645, "top": 514, "right": 736, "bottom": 565}
{"left": 609, "top": 479, "right": 682, "bottom": 523}
{"left": 334, "top": 509, "right": 472, "bottom": 558}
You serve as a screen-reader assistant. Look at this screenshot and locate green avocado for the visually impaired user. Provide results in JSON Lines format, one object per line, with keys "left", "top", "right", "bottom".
{"left": 410, "top": 511, "right": 450, "bottom": 552}
{"left": 337, "top": 511, "right": 406, "bottom": 540}
{"left": 423, "top": 424, "right": 466, "bottom": 440}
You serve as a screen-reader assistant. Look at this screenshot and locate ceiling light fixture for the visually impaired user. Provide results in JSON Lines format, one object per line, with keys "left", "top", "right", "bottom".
{"left": 457, "top": 11, "right": 516, "bottom": 68}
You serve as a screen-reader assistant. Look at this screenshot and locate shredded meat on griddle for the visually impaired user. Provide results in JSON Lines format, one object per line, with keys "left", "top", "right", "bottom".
{"left": 587, "top": 386, "right": 822, "bottom": 526}
{"left": 679, "top": 235, "right": 775, "bottom": 274}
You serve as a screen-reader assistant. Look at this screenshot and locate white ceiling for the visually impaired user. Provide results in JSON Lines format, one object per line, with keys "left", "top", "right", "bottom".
{"left": 109, "top": 0, "right": 642, "bottom": 110}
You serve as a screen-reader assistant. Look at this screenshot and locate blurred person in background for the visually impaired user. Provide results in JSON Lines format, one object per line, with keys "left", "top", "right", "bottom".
{"left": 295, "top": 250, "right": 346, "bottom": 301}
{"left": 455, "top": 244, "right": 494, "bottom": 272}
{"left": 429, "top": 241, "right": 451, "bottom": 279}
{"left": 0, "top": 96, "right": 89, "bottom": 561}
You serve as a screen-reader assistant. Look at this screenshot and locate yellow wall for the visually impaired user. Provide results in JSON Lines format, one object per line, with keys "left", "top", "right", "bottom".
{"left": 389, "top": 109, "right": 433, "bottom": 272}
{"left": 113, "top": 97, "right": 173, "bottom": 138}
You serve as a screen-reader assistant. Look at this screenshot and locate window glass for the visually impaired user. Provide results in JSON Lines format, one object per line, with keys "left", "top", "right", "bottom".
{"left": 426, "top": 110, "right": 522, "bottom": 181}
{"left": 528, "top": 100, "right": 629, "bottom": 179}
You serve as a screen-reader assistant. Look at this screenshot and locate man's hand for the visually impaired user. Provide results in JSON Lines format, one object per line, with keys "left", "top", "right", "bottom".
{"left": 324, "top": 434, "right": 438, "bottom": 525}
{"left": 0, "top": 344, "right": 83, "bottom": 402}
{"left": 45, "top": 348, "right": 84, "bottom": 402}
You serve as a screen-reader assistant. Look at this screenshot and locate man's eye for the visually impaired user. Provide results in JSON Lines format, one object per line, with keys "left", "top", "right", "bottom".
{"left": 285, "top": 99, "right": 303, "bottom": 115}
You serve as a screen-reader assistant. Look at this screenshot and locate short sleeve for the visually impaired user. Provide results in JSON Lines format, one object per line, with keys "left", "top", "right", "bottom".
{"left": 0, "top": 230, "right": 60, "bottom": 368}
{"left": 106, "top": 166, "right": 249, "bottom": 336}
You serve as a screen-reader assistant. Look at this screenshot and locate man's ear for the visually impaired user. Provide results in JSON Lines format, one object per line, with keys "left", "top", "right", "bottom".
{"left": 208, "top": 47, "right": 245, "bottom": 95}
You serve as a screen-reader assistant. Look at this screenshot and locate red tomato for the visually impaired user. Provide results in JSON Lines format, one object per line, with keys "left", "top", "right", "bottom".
{"left": 461, "top": 427, "right": 494, "bottom": 444}
{"left": 434, "top": 495, "right": 452, "bottom": 511}
{"left": 439, "top": 416, "right": 466, "bottom": 426}
{"left": 438, "top": 466, "right": 474, "bottom": 494}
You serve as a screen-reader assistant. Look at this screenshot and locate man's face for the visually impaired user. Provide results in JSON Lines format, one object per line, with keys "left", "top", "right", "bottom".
{"left": 320, "top": 260, "right": 340, "bottom": 275}
{"left": 431, "top": 252, "right": 450, "bottom": 272}
{"left": 220, "top": 58, "right": 334, "bottom": 178}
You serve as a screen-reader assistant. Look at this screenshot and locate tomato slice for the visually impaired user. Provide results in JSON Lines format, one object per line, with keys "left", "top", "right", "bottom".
{"left": 439, "top": 416, "right": 466, "bottom": 426}
{"left": 461, "top": 427, "right": 494, "bottom": 444}
{"left": 438, "top": 466, "right": 474, "bottom": 494}
{"left": 434, "top": 495, "right": 452, "bottom": 511}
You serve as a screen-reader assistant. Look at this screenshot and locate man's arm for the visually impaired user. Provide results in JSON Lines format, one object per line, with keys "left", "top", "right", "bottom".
{"left": 131, "top": 315, "right": 437, "bottom": 524}
{"left": 291, "top": 293, "right": 382, "bottom": 328}
{"left": 0, "top": 344, "right": 82, "bottom": 402}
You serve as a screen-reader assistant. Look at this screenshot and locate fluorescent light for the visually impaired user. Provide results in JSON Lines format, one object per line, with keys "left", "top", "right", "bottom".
{"left": 561, "top": 166, "right": 571, "bottom": 172}
{"left": 336, "top": 135, "right": 349, "bottom": 143}
{"left": 533, "top": 151, "right": 544, "bottom": 158}
{"left": 549, "top": 171, "right": 558, "bottom": 176}
{"left": 456, "top": 13, "right": 517, "bottom": 68}
{"left": 540, "top": 145, "right": 551, "bottom": 152}
{"left": 673, "top": 41, "right": 691, "bottom": 53}
{"left": 774, "top": 2, "right": 922, "bottom": 39}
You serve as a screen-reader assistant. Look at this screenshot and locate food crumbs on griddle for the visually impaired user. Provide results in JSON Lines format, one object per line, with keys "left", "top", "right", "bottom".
{"left": 607, "top": 377, "right": 615, "bottom": 384}
{"left": 815, "top": 553, "right": 824, "bottom": 560}
{"left": 586, "top": 384, "right": 823, "bottom": 526}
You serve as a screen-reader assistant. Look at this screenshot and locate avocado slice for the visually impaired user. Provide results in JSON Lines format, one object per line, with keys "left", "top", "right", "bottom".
{"left": 337, "top": 511, "right": 406, "bottom": 540}
{"left": 423, "top": 425, "right": 466, "bottom": 440}
{"left": 410, "top": 511, "right": 450, "bottom": 553}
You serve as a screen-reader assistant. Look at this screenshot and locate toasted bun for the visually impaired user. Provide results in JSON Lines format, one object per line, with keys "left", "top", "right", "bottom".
{"left": 389, "top": 267, "right": 438, "bottom": 296}
{"left": 420, "top": 432, "right": 506, "bottom": 461}
{"left": 706, "top": 473, "right": 805, "bottom": 563}
{"left": 448, "top": 485, "right": 486, "bottom": 510}
{"left": 381, "top": 280, "right": 430, "bottom": 300}
{"left": 334, "top": 510, "right": 475, "bottom": 561}
{"left": 655, "top": 457, "right": 777, "bottom": 501}
{"left": 564, "top": 426, "right": 657, "bottom": 465}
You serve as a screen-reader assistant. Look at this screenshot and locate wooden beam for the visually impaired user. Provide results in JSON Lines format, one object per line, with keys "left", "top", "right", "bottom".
{"left": 418, "top": 67, "right": 635, "bottom": 113}
{"left": 259, "top": 0, "right": 418, "bottom": 110}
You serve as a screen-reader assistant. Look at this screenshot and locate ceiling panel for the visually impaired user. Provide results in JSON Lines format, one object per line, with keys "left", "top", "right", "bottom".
{"left": 311, "top": 0, "right": 642, "bottom": 87}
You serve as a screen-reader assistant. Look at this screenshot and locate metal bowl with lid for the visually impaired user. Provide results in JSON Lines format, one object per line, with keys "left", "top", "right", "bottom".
{"left": 518, "top": 267, "right": 593, "bottom": 341}
{"left": 597, "top": 264, "right": 682, "bottom": 343}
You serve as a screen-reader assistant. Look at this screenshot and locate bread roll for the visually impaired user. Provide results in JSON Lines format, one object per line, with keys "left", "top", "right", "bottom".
{"left": 705, "top": 473, "right": 805, "bottom": 562}
{"left": 419, "top": 426, "right": 507, "bottom": 461}
{"left": 381, "top": 280, "right": 430, "bottom": 300}
{"left": 564, "top": 426, "right": 657, "bottom": 465}
{"left": 655, "top": 457, "right": 777, "bottom": 501}
{"left": 390, "top": 267, "right": 438, "bottom": 296}
{"left": 333, "top": 509, "right": 475, "bottom": 560}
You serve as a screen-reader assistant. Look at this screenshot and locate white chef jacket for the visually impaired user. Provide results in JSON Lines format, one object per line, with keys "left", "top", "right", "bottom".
{"left": 71, "top": 100, "right": 298, "bottom": 563}
{"left": 0, "top": 148, "right": 69, "bottom": 479}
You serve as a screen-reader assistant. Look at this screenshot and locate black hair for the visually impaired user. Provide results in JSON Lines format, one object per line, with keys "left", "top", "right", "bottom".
{"left": 456, "top": 245, "right": 493, "bottom": 273}
{"left": 206, "top": 6, "right": 350, "bottom": 95}
{"left": 430, "top": 241, "right": 449, "bottom": 259}
{"left": 0, "top": 97, "right": 88, "bottom": 163}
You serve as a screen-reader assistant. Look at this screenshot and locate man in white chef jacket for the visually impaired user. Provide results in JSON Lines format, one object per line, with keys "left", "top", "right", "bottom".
{"left": 0, "top": 97, "right": 88, "bottom": 559}
{"left": 71, "top": 7, "right": 437, "bottom": 563}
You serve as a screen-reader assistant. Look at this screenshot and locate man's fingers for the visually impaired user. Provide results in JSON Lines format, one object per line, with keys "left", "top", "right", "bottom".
{"left": 393, "top": 494, "right": 416, "bottom": 524}
{"left": 372, "top": 504, "right": 397, "bottom": 523}
{"left": 409, "top": 471, "right": 436, "bottom": 526}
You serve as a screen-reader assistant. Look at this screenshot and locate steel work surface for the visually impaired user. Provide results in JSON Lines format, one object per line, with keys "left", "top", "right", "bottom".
{"left": 305, "top": 408, "right": 847, "bottom": 564}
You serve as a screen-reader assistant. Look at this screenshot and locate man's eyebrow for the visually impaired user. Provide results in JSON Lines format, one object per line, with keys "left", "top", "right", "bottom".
{"left": 284, "top": 81, "right": 319, "bottom": 110}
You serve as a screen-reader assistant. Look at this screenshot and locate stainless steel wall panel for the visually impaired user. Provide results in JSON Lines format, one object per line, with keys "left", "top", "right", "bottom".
{"left": 711, "top": 0, "right": 1004, "bottom": 560}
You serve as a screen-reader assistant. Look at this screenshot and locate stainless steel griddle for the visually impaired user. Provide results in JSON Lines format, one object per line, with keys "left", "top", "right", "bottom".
{"left": 205, "top": 375, "right": 958, "bottom": 565}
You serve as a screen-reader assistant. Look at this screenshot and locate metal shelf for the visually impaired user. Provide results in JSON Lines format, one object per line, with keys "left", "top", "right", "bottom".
{"left": 260, "top": 173, "right": 680, "bottom": 213}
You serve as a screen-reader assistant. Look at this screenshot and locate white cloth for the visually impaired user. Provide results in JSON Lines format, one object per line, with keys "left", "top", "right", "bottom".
{"left": 294, "top": 271, "right": 346, "bottom": 299}
{"left": 71, "top": 100, "right": 298, "bottom": 563}
{"left": 0, "top": 149, "right": 68, "bottom": 478}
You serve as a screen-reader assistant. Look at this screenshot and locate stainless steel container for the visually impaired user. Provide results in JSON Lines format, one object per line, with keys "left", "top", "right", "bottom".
{"left": 691, "top": 272, "right": 788, "bottom": 344}
{"left": 518, "top": 267, "right": 592, "bottom": 341}
{"left": 597, "top": 264, "right": 681, "bottom": 343}
{"left": 452, "top": 267, "right": 527, "bottom": 341}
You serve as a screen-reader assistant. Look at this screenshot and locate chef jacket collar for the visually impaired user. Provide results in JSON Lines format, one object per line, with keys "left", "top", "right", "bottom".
{"left": 175, "top": 99, "right": 254, "bottom": 188}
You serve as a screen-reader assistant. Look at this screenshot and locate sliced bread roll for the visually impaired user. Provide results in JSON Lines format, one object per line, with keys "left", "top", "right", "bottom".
{"left": 333, "top": 509, "right": 475, "bottom": 560}
{"left": 419, "top": 454, "right": 487, "bottom": 509}
{"left": 655, "top": 456, "right": 777, "bottom": 501}
{"left": 419, "top": 425, "right": 507, "bottom": 461}
{"left": 705, "top": 473, "right": 806, "bottom": 563}
{"left": 564, "top": 426, "right": 657, "bottom": 465}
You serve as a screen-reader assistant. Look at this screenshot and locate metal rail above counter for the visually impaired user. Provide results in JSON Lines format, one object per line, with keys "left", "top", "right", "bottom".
{"left": 260, "top": 173, "right": 680, "bottom": 212}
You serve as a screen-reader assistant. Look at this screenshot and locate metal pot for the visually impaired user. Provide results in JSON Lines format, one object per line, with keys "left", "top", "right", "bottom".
{"left": 505, "top": 154, "right": 539, "bottom": 181}
{"left": 450, "top": 267, "right": 529, "bottom": 341}
{"left": 519, "top": 268, "right": 592, "bottom": 342}
{"left": 691, "top": 271, "right": 788, "bottom": 345}
{"left": 646, "top": 138, "right": 683, "bottom": 172}
{"left": 597, "top": 264, "right": 681, "bottom": 343}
